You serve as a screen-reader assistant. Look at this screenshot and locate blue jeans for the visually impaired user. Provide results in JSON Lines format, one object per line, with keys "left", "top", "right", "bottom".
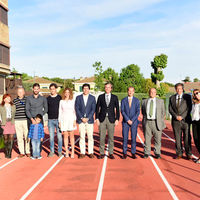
{"left": 48, "top": 119, "right": 63, "bottom": 153}
{"left": 31, "top": 139, "right": 41, "bottom": 158}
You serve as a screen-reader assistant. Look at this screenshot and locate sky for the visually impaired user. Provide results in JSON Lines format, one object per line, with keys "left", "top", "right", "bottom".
{"left": 8, "top": 0, "right": 200, "bottom": 83}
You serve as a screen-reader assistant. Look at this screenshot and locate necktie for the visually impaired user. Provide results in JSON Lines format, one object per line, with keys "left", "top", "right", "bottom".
{"left": 106, "top": 95, "right": 109, "bottom": 107}
{"left": 177, "top": 95, "right": 181, "bottom": 113}
{"left": 128, "top": 98, "right": 132, "bottom": 108}
{"left": 149, "top": 99, "right": 154, "bottom": 117}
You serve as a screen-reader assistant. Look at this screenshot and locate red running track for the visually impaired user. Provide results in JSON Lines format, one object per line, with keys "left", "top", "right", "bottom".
{"left": 0, "top": 119, "right": 199, "bottom": 200}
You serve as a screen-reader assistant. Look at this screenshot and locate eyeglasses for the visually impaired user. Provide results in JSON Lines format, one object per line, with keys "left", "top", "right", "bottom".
{"left": 194, "top": 92, "right": 199, "bottom": 95}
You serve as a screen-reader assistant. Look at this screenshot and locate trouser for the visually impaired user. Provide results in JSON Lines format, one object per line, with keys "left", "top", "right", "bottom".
{"left": 4, "top": 134, "right": 14, "bottom": 158}
{"left": 31, "top": 139, "right": 41, "bottom": 158}
{"left": 172, "top": 120, "right": 192, "bottom": 156}
{"left": 99, "top": 117, "right": 115, "bottom": 155}
{"left": 144, "top": 120, "right": 162, "bottom": 155}
{"left": 122, "top": 122, "right": 138, "bottom": 154}
{"left": 79, "top": 122, "right": 94, "bottom": 154}
{"left": 15, "top": 120, "right": 30, "bottom": 154}
{"left": 48, "top": 119, "right": 63, "bottom": 153}
{"left": 192, "top": 120, "right": 200, "bottom": 154}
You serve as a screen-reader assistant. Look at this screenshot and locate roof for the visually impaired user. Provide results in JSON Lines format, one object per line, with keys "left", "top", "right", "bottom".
{"left": 74, "top": 76, "right": 107, "bottom": 84}
{"left": 169, "top": 82, "right": 200, "bottom": 93}
{"left": 24, "top": 77, "right": 62, "bottom": 86}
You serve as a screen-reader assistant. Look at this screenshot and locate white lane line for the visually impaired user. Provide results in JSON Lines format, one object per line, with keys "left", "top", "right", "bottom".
{"left": 20, "top": 137, "right": 80, "bottom": 200}
{"left": 162, "top": 132, "right": 198, "bottom": 160}
{"left": 137, "top": 133, "right": 179, "bottom": 200}
{"left": 96, "top": 147, "right": 108, "bottom": 200}
{"left": 0, "top": 136, "right": 51, "bottom": 170}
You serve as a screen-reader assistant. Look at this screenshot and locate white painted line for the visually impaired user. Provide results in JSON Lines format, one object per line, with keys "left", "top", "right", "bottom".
{"left": 0, "top": 137, "right": 51, "bottom": 170}
{"left": 96, "top": 147, "right": 108, "bottom": 200}
{"left": 0, "top": 157, "right": 18, "bottom": 169}
{"left": 162, "top": 132, "right": 198, "bottom": 160}
{"left": 20, "top": 155, "right": 64, "bottom": 200}
{"left": 137, "top": 133, "right": 179, "bottom": 200}
{"left": 20, "top": 136, "right": 80, "bottom": 200}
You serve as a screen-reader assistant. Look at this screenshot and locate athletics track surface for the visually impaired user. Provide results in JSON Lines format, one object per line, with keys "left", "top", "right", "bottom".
{"left": 0, "top": 117, "right": 199, "bottom": 200}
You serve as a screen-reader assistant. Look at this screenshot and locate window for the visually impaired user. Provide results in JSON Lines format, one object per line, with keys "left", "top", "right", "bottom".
{"left": 0, "top": 44, "right": 10, "bottom": 65}
{"left": 0, "top": 6, "right": 8, "bottom": 25}
{"left": 79, "top": 86, "right": 82, "bottom": 92}
{"left": 0, "top": 76, "right": 5, "bottom": 94}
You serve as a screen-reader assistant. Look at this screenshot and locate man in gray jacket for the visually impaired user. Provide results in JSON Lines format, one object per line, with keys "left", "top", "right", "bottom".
{"left": 26, "top": 83, "right": 48, "bottom": 127}
{"left": 142, "top": 88, "right": 166, "bottom": 159}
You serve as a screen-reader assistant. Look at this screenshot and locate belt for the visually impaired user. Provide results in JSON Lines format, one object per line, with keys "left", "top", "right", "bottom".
{"left": 147, "top": 119, "right": 156, "bottom": 121}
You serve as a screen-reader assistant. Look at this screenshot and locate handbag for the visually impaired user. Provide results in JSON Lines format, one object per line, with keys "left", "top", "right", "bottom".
{"left": 0, "top": 134, "right": 5, "bottom": 149}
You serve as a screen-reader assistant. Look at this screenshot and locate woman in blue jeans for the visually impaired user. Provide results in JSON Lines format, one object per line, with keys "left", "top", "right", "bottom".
{"left": 28, "top": 114, "right": 44, "bottom": 159}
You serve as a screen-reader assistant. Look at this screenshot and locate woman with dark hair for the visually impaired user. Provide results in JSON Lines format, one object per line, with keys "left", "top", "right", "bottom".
{"left": 58, "top": 88, "right": 76, "bottom": 158}
{"left": 0, "top": 94, "right": 16, "bottom": 158}
{"left": 191, "top": 89, "right": 200, "bottom": 163}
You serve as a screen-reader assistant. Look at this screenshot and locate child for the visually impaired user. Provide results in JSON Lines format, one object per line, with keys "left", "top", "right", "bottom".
{"left": 28, "top": 114, "right": 44, "bottom": 159}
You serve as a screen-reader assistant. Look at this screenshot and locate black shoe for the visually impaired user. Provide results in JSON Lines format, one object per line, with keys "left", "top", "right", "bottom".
{"left": 155, "top": 154, "right": 161, "bottom": 159}
{"left": 143, "top": 154, "right": 149, "bottom": 159}
{"left": 132, "top": 154, "right": 137, "bottom": 159}
{"left": 121, "top": 154, "right": 127, "bottom": 159}
{"left": 109, "top": 154, "right": 115, "bottom": 159}
{"left": 186, "top": 155, "right": 192, "bottom": 160}
{"left": 98, "top": 154, "right": 105, "bottom": 159}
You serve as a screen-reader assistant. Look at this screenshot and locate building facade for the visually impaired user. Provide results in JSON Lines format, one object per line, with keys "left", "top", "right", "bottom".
{"left": 0, "top": 0, "right": 10, "bottom": 97}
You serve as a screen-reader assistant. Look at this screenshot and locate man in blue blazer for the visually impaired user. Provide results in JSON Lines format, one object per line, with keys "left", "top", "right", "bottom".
{"left": 121, "top": 86, "right": 140, "bottom": 159}
{"left": 75, "top": 83, "right": 96, "bottom": 159}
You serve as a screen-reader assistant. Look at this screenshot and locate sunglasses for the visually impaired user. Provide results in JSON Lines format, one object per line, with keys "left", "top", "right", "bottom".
{"left": 194, "top": 92, "right": 199, "bottom": 95}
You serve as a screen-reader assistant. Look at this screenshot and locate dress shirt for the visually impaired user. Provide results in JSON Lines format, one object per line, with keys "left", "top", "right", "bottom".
{"left": 176, "top": 93, "right": 183, "bottom": 104}
{"left": 147, "top": 97, "right": 157, "bottom": 120}
{"left": 83, "top": 94, "right": 89, "bottom": 107}
{"left": 105, "top": 93, "right": 111, "bottom": 105}
{"left": 191, "top": 103, "right": 200, "bottom": 121}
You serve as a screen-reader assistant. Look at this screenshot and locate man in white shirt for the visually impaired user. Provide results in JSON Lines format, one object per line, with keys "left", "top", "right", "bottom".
{"left": 75, "top": 84, "right": 96, "bottom": 159}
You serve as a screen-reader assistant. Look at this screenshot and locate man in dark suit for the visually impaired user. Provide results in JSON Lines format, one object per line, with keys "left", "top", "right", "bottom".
{"left": 121, "top": 86, "right": 140, "bottom": 159}
{"left": 96, "top": 82, "right": 120, "bottom": 159}
{"left": 75, "top": 83, "right": 96, "bottom": 159}
{"left": 142, "top": 88, "right": 166, "bottom": 159}
{"left": 169, "top": 83, "right": 192, "bottom": 159}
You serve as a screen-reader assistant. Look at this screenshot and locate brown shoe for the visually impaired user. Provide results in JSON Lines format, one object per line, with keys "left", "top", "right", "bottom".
{"left": 175, "top": 155, "right": 182, "bottom": 159}
{"left": 26, "top": 154, "right": 31, "bottom": 158}
{"left": 78, "top": 154, "right": 85, "bottom": 159}
{"left": 18, "top": 154, "right": 25, "bottom": 158}
{"left": 89, "top": 154, "right": 95, "bottom": 159}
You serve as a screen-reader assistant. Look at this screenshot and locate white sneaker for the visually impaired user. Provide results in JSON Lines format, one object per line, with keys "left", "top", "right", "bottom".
{"left": 30, "top": 156, "right": 36, "bottom": 160}
{"left": 37, "top": 156, "right": 42, "bottom": 160}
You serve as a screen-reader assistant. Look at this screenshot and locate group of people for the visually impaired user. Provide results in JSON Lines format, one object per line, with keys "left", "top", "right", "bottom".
{"left": 0, "top": 82, "right": 199, "bottom": 163}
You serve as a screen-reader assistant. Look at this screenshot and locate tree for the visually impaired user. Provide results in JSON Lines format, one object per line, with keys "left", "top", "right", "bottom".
{"left": 93, "top": 61, "right": 104, "bottom": 91}
{"left": 182, "top": 76, "right": 191, "bottom": 83}
{"left": 118, "top": 64, "right": 145, "bottom": 92}
{"left": 102, "top": 68, "right": 119, "bottom": 92}
{"left": 193, "top": 78, "right": 199, "bottom": 82}
{"left": 151, "top": 54, "right": 168, "bottom": 88}
{"left": 141, "top": 78, "right": 156, "bottom": 93}
{"left": 22, "top": 73, "right": 32, "bottom": 81}
{"left": 156, "top": 83, "right": 169, "bottom": 97}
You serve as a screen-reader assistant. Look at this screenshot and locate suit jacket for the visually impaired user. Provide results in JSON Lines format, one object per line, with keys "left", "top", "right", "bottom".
{"left": 169, "top": 93, "right": 192, "bottom": 123}
{"left": 75, "top": 94, "right": 96, "bottom": 124}
{"left": 121, "top": 96, "right": 140, "bottom": 125}
{"left": 142, "top": 98, "right": 166, "bottom": 131}
{"left": 0, "top": 105, "right": 16, "bottom": 126}
{"left": 96, "top": 93, "right": 120, "bottom": 123}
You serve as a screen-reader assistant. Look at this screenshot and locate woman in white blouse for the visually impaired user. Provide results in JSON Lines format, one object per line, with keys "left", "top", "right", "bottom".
{"left": 191, "top": 89, "right": 200, "bottom": 163}
{"left": 59, "top": 88, "right": 76, "bottom": 158}
{"left": 0, "top": 94, "right": 16, "bottom": 158}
